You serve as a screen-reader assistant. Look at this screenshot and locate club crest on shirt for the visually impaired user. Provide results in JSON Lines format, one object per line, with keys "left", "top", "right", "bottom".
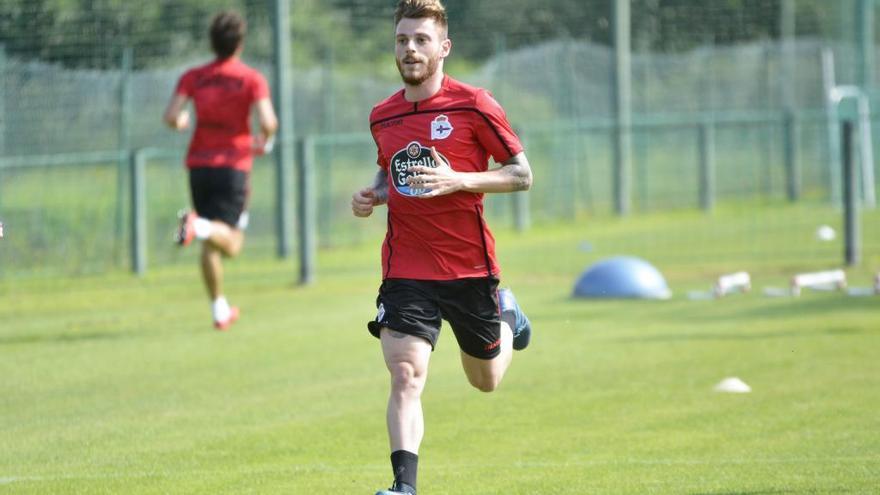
{"left": 430, "top": 114, "right": 453, "bottom": 140}
{"left": 390, "top": 141, "right": 447, "bottom": 197}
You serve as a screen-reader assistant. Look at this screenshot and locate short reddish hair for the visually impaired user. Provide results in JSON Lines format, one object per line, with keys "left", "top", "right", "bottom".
{"left": 394, "top": 0, "right": 448, "bottom": 34}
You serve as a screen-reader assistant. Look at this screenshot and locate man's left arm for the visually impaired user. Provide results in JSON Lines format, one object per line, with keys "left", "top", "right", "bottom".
{"left": 407, "top": 148, "right": 532, "bottom": 198}
{"left": 251, "top": 98, "right": 279, "bottom": 155}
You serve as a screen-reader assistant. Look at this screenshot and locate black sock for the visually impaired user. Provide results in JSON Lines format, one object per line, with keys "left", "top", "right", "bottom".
{"left": 390, "top": 450, "right": 418, "bottom": 493}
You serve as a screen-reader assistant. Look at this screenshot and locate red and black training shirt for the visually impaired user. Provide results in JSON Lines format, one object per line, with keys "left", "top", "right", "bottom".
{"left": 369, "top": 75, "right": 524, "bottom": 281}
{"left": 175, "top": 58, "right": 269, "bottom": 172}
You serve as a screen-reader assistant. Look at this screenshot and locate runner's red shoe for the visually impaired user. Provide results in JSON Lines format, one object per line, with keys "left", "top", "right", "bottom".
{"left": 214, "top": 306, "right": 239, "bottom": 331}
{"left": 174, "top": 211, "right": 196, "bottom": 247}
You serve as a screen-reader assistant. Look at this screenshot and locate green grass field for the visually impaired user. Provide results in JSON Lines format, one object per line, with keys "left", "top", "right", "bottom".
{"left": 1, "top": 217, "right": 878, "bottom": 494}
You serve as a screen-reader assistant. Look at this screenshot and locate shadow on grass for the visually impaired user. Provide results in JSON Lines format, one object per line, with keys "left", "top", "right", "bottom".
{"left": 555, "top": 293, "right": 878, "bottom": 325}
{"left": 0, "top": 330, "right": 137, "bottom": 346}
{"left": 704, "top": 294, "right": 878, "bottom": 321}
{"left": 690, "top": 491, "right": 854, "bottom": 495}
{"left": 610, "top": 325, "right": 864, "bottom": 343}
{"left": 689, "top": 491, "right": 792, "bottom": 495}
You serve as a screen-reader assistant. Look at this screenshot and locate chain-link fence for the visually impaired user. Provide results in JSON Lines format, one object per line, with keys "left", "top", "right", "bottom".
{"left": 0, "top": 0, "right": 878, "bottom": 279}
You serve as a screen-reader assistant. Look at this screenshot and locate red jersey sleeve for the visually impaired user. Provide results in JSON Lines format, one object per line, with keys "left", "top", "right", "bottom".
{"left": 250, "top": 71, "right": 270, "bottom": 101}
{"left": 175, "top": 69, "right": 196, "bottom": 97}
{"left": 375, "top": 147, "right": 388, "bottom": 170}
{"left": 370, "top": 112, "right": 390, "bottom": 170}
{"left": 473, "top": 90, "right": 523, "bottom": 163}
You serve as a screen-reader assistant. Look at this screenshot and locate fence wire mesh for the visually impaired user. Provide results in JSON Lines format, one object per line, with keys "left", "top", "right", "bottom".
{"left": 0, "top": 0, "right": 877, "bottom": 279}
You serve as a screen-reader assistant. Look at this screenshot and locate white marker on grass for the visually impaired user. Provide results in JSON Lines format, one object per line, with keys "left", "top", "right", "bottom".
{"left": 815, "top": 225, "right": 836, "bottom": 241}
{"left": 714, "top": 271, "right": 751, "bottom": 298}
{"left": 714, "top": 377, "right": 751, "bottom": 393}
{"left": 790, "top": 269, "right": 847, "bottom": 296}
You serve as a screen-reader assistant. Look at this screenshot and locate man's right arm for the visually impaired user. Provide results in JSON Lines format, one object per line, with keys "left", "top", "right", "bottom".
{"left": 163, "top": 93, "right": 190, "bottom": 131}
{"left": 370, "top": 169, "right": 389, "bottom": 205}
{"left": 352, "top": 169, "right": 389, "bottom": 218}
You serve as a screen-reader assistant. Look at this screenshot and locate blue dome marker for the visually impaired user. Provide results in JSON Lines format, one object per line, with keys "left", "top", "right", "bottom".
{"left": 573, "top": 256, "right": 672, "bottom": 300}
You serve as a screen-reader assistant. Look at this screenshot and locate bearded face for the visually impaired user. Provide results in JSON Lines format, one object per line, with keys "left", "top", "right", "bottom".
{"left": 396, "top": 50, "right": 441, "bottom": 86}
{"left": 394, "top": 17, "right": 449, "bottom": 87}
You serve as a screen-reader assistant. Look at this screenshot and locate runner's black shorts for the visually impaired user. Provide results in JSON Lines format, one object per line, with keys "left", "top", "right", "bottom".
{"left": 189, "top": 167, "right": 249, "bottom": 228}
{"left": 367, "top": 277, "right": 503, "bottom": 360}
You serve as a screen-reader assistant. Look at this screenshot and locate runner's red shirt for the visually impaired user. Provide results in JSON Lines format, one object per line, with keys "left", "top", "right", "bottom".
{"left": 370, "top": 75, "right": 524, "bottom": 280}
{"left": 175, "top": 58, "right": 269, "bottom": 171}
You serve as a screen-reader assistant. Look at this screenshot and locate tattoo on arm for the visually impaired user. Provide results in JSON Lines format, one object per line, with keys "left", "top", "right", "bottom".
{"left": 500, "top": 163, "right": 532, "bottom": 191}
{"left": 499, "top": 153, "right": 532, "bottom": 192}
{"left": 372, "top": 170, "right": 389, "bottom": 204}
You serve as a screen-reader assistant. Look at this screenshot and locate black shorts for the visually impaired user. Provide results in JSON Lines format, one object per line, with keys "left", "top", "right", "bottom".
{"left": 189, "top": 167, "right": 249, "bottom": 228}
{"left": 367, "top": 277, "right": 503, "bottom": 360}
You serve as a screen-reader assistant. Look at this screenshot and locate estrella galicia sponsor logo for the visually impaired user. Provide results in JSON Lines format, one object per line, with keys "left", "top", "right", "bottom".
{"left": 430, "top": 114, "right": 453, "bottom": 140}
{"left": 390, "top": 141, "right": 448, "bottom": 196}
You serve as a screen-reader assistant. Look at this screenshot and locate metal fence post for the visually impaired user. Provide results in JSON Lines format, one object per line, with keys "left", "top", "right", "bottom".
{"left": 0, "top": 44, "right": 6, "bottom": 209}
{"left": 318, "top": 44, "right": 335, "bottom": 242}
{"left": 511, "top": 128, "right": 530, "bottom": 232}
{"left": 842, "top": 121, "right": 860, "bottom": 266}
{"left": 612, "top": 0, "right": 632, "bottom": 216}
{"left": 296, "top": 136, "right": 316, "bottom": 285}
{"left": 784, "top": 110, "right": 801, "bottom": 201}
{"left": 511, "top": 191, "right": 530, "bottom": 233}
{"left": 116, "top": 47, "right": 133, "bottom": 263}
{"left": 822, "top": 48, "right": 842, "bottom": 205}
{"left": 272, "top": 0, "right": 294, "bottom": 258}
{"left": 856, "top": 0, "right": 875, "bottom": 92}
{"left": 760, "top": 44, "right": 774, "bottom": 197}
{"left": 698, "top": 121, "right": 716, "bottom": 211}
{"left": 130, "top": 149, "right": 146, "bottom": 275}
{"left": 781, "top": 0, "right": 800, "bottom": 204}
{"left": 0, "top": 43, "right": 5, "bottom": 155}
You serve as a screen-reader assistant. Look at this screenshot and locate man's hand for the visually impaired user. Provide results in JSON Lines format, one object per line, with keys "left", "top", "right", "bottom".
{"left": 352, "top": 188, "right": 379, "bottom": 217}
{"left": 163, "top": 93, "right": 191, "bottom": 131}
{"left": 252, "top": 134, "right": 275, "bottom": 155}
{"left": 407, "top": 147, "right": 464, "bottom": 198}
{"left": 175, "top": 110, "right": 191, "bottom": 131}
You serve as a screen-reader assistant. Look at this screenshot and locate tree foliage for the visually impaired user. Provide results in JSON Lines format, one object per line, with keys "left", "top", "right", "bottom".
{"left": 0, "top": 0, "right": 860, "bottom": 70}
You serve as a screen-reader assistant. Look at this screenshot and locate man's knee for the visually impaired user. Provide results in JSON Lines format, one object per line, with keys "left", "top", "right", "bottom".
{"left": 225, "top": 241, "right": 243, "bottom": 257}
{"left": 466, "top": 373, "right": 501, "bottom": 393}
{"left": 388, "top": 361, "right": 425, "bottom": 396}
{"left": 206, "top": 230, "right": 243, "bottom": 257}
